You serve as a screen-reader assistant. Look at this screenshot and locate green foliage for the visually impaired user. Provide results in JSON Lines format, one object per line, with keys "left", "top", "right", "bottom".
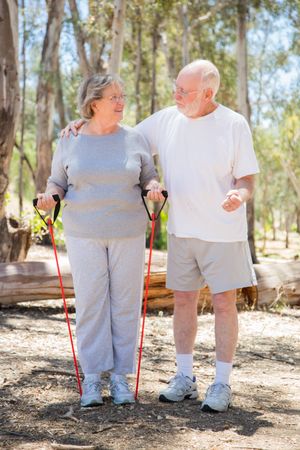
{"left": 7, "top": 0, "right": 300, "bottom": 256}
{"left": 31, "top": 209, "right": 65, "bottom": 249}
{"left": 154, "top": 209, "right": 168, "bottom": 250}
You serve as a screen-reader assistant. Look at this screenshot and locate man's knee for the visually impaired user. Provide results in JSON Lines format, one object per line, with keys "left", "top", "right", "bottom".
{"left": 212, "top": 290, "right": 236, "bottom": 314}
{"left": 174, "top": 290, "right": 198, "bottom": 307}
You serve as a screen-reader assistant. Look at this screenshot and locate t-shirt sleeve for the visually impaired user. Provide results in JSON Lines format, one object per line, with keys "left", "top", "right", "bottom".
{"left": 47, "top": 139, "right": 68, "bottom": 192}
{"left": 135, "top": 112, "right": 160, "bottom": 156}
{"left": 232, "top": 117, "right": 260, "bottom": 179}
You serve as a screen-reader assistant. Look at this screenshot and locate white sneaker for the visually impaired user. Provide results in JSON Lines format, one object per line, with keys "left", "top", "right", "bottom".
{"left": 201, "top": 382, "right": 232, "bottom": 412}
{"left": 110, "top": 375, "right": 135, "bottom": 405}
{"left": 80, "top": 380, "right": 103, "bottom": 407}
{"left": 159, "top": 373, "right": 198, "bottom": 402}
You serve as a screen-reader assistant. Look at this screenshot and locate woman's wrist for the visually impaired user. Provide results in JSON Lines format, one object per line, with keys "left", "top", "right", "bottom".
{"left": 145, "top": 179, "right": 160, "bottom": 190}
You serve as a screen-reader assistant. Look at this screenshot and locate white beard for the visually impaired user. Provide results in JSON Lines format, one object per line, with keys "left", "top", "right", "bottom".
{"left": 177, "top": 97, "right": 201, "bottom": 118}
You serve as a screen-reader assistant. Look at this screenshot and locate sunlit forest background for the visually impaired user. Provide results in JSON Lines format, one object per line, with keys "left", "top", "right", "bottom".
{"left": 2, "top": 0, "right": 300, "bottom": 260}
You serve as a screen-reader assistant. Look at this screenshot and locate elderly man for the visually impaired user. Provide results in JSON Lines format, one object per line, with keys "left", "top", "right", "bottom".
{"left": 63, "top": 59, "right": 259, "bottom": 412}
{"left": 136, "top": 59, "right": 259, "bottom": 412}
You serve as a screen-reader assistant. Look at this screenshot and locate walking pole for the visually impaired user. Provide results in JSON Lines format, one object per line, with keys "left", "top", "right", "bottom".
{"left": 33, "top": 195, "right": 82, "bottom": 397}
{"left": 135, "top": 189, "right": 168, "bottom": 400}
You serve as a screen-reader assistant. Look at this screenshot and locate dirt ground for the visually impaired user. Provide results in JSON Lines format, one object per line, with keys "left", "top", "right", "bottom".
{"left": 0, "top": 296, "right": 299, "bottom": 450}
{"left": 1, "top": 236, "right": 300, "bottom": 450}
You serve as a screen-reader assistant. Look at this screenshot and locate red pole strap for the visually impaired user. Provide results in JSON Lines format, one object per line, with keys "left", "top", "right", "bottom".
{"left": 135, "top": 212, "right": 156, "bottom": 400}
{"left": 48, "top": 219, "right": 82, "bottom": 397}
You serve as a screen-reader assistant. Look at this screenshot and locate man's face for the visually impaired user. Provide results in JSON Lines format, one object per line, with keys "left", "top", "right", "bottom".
{"left": 173, "top": 71, "right": 205, "bottom": 118}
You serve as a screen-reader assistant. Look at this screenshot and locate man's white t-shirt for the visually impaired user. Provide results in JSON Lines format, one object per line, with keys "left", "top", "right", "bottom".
{"left": 135, "top": 104, "right": 259, "bottom": 242}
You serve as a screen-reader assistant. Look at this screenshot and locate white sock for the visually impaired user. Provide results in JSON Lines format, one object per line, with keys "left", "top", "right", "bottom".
{"left": 214, "top": 360, "right": 232, "bottom": 385}
{"left": 176, "top": 354, "right": 193, "bottom": 379}
{"left": 84, "top": 373, "right": 101, "bottom": 382}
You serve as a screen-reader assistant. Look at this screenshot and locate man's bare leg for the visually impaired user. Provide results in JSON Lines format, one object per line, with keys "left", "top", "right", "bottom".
{"left": 201, "top": 289, "right": 237, "bottom": 412}
{"left": 173, "top": 290, "right": 199, "bottom": 354}
{"left": 212, "top": 289, "right": 238, "bottom": 365}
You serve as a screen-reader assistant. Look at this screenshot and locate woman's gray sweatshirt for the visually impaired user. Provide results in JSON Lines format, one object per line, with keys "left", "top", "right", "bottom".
{"left": 47, "top": 126, "right": 158, "bottom": 239}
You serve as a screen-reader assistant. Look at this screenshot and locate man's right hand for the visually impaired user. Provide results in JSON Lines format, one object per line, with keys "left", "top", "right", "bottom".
{"left": 60, "top": 119, "right": 85, "bottom": 138}
{"left": 36, "top": 193, "right": 58, "bottom": 211}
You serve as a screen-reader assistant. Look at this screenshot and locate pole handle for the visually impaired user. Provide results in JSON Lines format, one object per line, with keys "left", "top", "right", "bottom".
{"left": 141, "top": 189, "right": 168, "bottom": 198}
{"left": 141, "top": 190, "right": 168, "bottom": 221}
{"left": 33, "top": 194, "right": 61, "bottom": 226}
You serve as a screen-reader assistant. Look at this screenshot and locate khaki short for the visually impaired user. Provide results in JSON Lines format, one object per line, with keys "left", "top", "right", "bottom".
{"left": 166, "top": 234, "right": 257, "bottom": 294}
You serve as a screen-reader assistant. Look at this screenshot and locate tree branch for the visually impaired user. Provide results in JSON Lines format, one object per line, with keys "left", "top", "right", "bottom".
{"left": 190, "top": 0, "right": 233, "bottom": 30}
{"left": 14, "top": 142, "right": 36, "bottom": 183}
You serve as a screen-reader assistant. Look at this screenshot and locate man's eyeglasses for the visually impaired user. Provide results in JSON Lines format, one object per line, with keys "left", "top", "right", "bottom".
{"left": 172, "top": 81, "right": 202, "bottom": 97}
{"left": 104, "top": 94, "right": 127, "bottom": 103}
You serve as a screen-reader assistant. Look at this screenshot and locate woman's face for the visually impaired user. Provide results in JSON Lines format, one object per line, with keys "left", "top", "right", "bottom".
{"left": 92, "top": 82, "right": 125, "bottom": 123}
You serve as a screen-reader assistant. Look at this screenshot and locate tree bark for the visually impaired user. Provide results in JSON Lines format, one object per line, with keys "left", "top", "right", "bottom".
{"left": 19, "top": 0, "right": 27, "bottom": 215}
{"left": 55, "top": 59, "right": 67, "bottom": 129}
{"left": 108, "top": 0, "right": 126, "bottom": 74}
{"left": 134, "top": 8, "right": 142, "bottom": 124}
{"left": 35, "top": 0, "right": 65, "bottom": 194}
{"left": 296, "top": 207, "right": 300, "bottom": 234}
{"left": 181, "top": 4, "right": 189, "bottom": 66}
{"left": 236, "top": 0, "right": 258, "bottom": 263}
{"left": 160, "top": 32, "right": 176, "bottom": 81}
{"left": 150, "top": 18, "right": 159, "bottom": 115}
{"left": 88, "top": 0, "right": 106, "bottom": 73}
{"left": 0, "top": 1, "right": 31, "bottom": 262}
{"left": 68, "top": 0, "right": 92, "bottom": 78}
{"left": 0, "top": 0, "right": 19, "bottom": 220}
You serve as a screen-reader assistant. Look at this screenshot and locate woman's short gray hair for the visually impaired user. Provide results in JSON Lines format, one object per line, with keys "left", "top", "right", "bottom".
{"left": 78, "top": 73, "right": 123, "bottom": 119}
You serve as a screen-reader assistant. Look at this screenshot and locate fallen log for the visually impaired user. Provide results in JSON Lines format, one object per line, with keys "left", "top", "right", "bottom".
{"left": 0, "top": 258, "right": 299, "bottom": 311}
{"left": 0, "top": 259, "right": 74, "bottom": 303}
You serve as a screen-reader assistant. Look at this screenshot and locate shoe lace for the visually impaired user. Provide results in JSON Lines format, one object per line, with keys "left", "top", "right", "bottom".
{"left": 84, "top": 381, "right": 101, "bottom": 394}
{"left": 169, "top": 373, "right": 190, "bottom": 390}
{"left": 209, "top": 383, "right": 229, "bottom": 398}
{"left": 111, "top": 377, "right": 131, "bottom": 393}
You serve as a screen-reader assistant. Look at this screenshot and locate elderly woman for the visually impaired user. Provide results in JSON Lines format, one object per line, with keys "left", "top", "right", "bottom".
{"left": 37, "top": 74, "right": 163, "bottom": 407}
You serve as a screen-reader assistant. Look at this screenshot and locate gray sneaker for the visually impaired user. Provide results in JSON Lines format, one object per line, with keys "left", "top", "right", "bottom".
{"left": 110, "top": 375, "right": 135, "bottom": 405}
{"left": 80, "top": 380, "right": 103, "bottom": 407}
{"left": 159, "top": 373, "right": 198, "bottom": 402}
{"left": 201, "top": 382, "right": 232, "bottom": 412}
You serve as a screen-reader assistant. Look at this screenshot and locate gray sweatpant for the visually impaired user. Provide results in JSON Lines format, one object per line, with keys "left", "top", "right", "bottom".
{"left": 65, "top": 234, "right": 145, "bottom": 375}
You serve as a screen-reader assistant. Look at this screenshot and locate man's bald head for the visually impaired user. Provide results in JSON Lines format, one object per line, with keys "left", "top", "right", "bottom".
{"left": 179, "top": 60, "right": 220, "bottom": 99}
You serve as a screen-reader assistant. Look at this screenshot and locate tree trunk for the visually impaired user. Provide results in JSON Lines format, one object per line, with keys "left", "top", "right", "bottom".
{"left": 68, "top": 0, "right": 92, "bottom": 78}
{"left": 108, "top": 0, "right": 126, "bottom": 74}
{"left": 261, "top": 178, "right": 268, "bottom": 254}
{"left": 88, "top": 0, "right": 106, "bottom": 73}
{"left": 285, "top": 212, "right": 290, "bottom": 249}
{"left": 55, "top": 59, "right": 67, "bottom": 129}
{"left": 19, "top": 0, "right": 27, "bottom": 215}
{"left": 150, "top": 19, "right": 159, "bottom": 115}
{"left": 236, "top": 0, "right": 258, "bottom": 263}
{"left": 270, "top": 207, "right": 276, "bottom": 240}
{"left": 0, "top": 1, "right": 30, "bottom": 262}
{"left": 160, "top": 32, "right": 176, "bottom": 81}
{"left": 181, "top": 4, "right": 189, "bottom": 66}
{"left": 296, "top": 207, "right": 300, "bottom": 234}
{"left": 134, "top": 8, "right": 142, "bottom": 124}
{"left": 280, "top": 158, "right": 300, "bottom": 201}
{"left": 0, "top": 0, "right": 19, "bottom": 220}
{"left": 35, "top": 0, "right": 65, "bottom": 194}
